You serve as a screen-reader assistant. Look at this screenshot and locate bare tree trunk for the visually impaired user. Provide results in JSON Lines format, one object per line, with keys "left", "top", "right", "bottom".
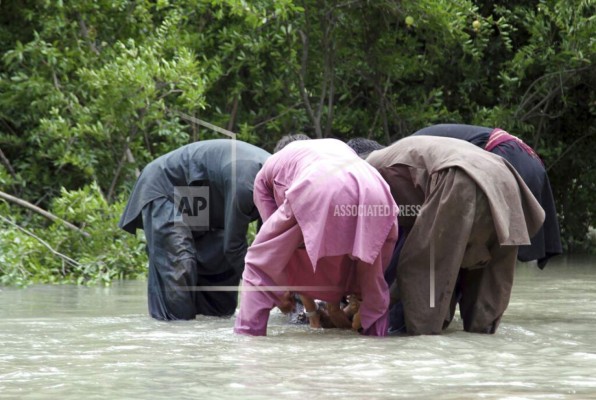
{"left": 297, "top": 2, "right": 339, "bottom": 138}
{"left": 107, "top": 138, "right": 141, "bottom": 202}
{"left": 373, "top": 77, "right": 393, "bottom": 144}
{"left": 321, "top": 11, "right": 336, "bottom": 138}
{"left": 297, "top": 29, "right": 323, "bottom": 137}
{"left": 107, "top": 109, "right": 144, "bottom": 203}
{"left": 227, "top": 95, "right": 240, "bottom": 132}
{"left": 107, "top": 148, "right": 129, "bottom": 203}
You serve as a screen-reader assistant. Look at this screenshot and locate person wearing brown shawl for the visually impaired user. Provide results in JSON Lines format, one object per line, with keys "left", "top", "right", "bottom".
{"left": 353, "top": 136, "right": 544, "bottom": 335}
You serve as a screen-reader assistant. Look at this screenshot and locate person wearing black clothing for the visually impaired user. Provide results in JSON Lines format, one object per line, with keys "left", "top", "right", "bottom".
{"left": 119, "top": 139, "right": 270, "bottom": 320}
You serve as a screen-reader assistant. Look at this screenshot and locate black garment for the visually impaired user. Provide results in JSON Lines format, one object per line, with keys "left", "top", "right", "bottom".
{"left": 119, "top": 139, "right": 270, "bottom": 319}
{"left": 412, "top": 124, "right": 562, "bottom": 268}
{"left": 142, "top": 198, "right": 241, "bottom": 319}
{"left": 413, "top": 124, "right": 491, "bottom": 148}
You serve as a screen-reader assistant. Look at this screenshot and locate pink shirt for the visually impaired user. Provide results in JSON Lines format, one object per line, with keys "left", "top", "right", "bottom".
{"left": 234, "top": 139, "right": 398, "bottom": 336}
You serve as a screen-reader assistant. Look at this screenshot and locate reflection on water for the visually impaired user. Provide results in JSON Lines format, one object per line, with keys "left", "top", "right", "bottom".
{"left": 1, "top": 256, "right": 595, "bottom": 399}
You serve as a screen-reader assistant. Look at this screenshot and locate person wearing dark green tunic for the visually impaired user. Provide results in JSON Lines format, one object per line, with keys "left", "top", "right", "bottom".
{"left": 119, "top": 139, "right": 270, "bottom": 320}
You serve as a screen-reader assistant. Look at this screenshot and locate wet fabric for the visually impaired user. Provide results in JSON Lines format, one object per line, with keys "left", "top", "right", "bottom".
{"left": 367, "top": 136, "right": 544, "bottom": 335}
{"left": 412, "top": 124, "right": 562, "bottom": 268}
{"left": 119, "top": 139, "right": 270, "bottom": 320}
{"left": 234, "top": 139, "right": 399, "bottom": 336}
{"left": 142, "top": 198, "right": 241, "bottom": 319}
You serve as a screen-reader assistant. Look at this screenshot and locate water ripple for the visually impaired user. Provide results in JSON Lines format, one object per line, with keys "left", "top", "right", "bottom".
{"left": 1, "top": 260, "right": 595, "bottom": 399}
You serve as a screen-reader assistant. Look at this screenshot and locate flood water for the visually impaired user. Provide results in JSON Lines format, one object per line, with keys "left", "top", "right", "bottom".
{"left": 1, "top": 256, "right": 595, "bottom": 399}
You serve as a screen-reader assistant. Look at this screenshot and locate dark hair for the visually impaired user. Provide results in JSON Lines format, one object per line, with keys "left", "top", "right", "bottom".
{"left": 346, "top": 137, "right": 385, "bottom": 158}
{"left": 274, "top": 133, "right": 311, "bottom": 153}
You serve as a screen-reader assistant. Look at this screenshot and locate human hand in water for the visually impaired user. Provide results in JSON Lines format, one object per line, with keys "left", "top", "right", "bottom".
{"left": 277, "top": 291, "right": 296, "bottom": 314}
{"left": 352, "top": 311, "right": 362, "bottom": 331}
{"left": 344, "top": 295, "right": 362, "bottom": 331}
{"left": 327, "top": 302, "right": 352, "bottom": 329}
{"left": 299, "top": 294, "right": 322, "bottom": 329}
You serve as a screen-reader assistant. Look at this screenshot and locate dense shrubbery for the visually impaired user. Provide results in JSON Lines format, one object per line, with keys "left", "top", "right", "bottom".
{"left": 0, "top": 0, "right": 594, "bottom": 285}
{"left": 0, "top": 183, "right": 147, "bottom": 285}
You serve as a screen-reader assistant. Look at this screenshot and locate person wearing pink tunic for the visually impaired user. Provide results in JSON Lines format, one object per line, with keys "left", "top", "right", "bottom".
{"left": 233, "top": 139, "right": 399, "bottom": 336}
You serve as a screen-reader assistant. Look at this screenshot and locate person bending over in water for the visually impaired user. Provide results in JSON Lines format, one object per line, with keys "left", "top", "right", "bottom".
{"left": 234, "top": 136, "right": 398, "bottom": 336}
{"left": 119, "top": 140, "right": 270, "bottom": 320}
{"left": 412, "top": 124, "right": 561, "bottom": 269}
{"left": 350, "top": 136, "right": 544, "bottom": 335}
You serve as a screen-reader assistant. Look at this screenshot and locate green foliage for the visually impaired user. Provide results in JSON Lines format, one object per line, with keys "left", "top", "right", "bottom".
{"left": 0, "top": 184, "right": 147, "bottom": 286}
{"left": 0, "top": 0, "right": 594, "bottom": 285}
{"left": 246, "top": 220, "right": 258, "bottom": 246}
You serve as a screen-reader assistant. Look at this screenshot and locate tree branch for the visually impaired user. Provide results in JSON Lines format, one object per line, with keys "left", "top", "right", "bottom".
{"left": 104, "top": 145, "right": 139, "bottom": 204}
{"left": 0, "top": 190, "right": 91, "bottom": 238}
{"left": 515, "top": 67, "right": 589, "bottom": 121}
{"left": 367, "top": 106, "right": 381, "bottom": 139}
{"left": 126, "top": 148, "right": 140, "bottom": 177}
{"left": 0, "top": 215, "right": 81, "bottom": 268}
{"left": 227, "top": 94, "right": 240, "bottom": 132}
{"left": 374, "top": 76, "right": 393, "bottom": 143}
{"left": 297, "top": 29, "right": 322, "bottom": 137}
{"left": 519, "top": 75, "right": 571, "bottom": 122}
{"left": 321, "top": 12, "right": 337, "bottom": 138}
{"left": 75, "top": 12, "right": 99, "bottom": 55}
{"left": 253, "top": 102, "right": 301, "bottom": 129}
{"left": 0, "top": 146, "right": 17, "bottom": 179}
{"left": 107, "top": 148, "right": 129, "bottom": 203}
{"left": 330, "top": 0, "right": 363, "bottom": 11}
{"left": 324, "top": 69, "right": 335, "bottom": 138}
{"left": 546, "top": 129, "right": 595, "bottom": 172}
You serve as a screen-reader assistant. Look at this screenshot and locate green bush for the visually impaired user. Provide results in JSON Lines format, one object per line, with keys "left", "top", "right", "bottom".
{"left": 0, "top": 183, "right": 147, "bottom": 285}
{"left": 0, "top": 0, "right": 594, "bottom": 286}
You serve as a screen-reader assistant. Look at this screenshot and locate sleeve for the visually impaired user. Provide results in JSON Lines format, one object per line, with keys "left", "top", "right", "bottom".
{"left": 253, "top": 168, "right": 278, "bottom": 223}
{"left": 233, "top": 201, "right": 304, "bottom": 336}
{"left": 356, "top": 255, "right": 389, "bottom": 336}
{"left": 233, "top": 268, "right": 277, "bottom": 336}
{"left": 223, "top": 179, "right": 255, "bottom": 275}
